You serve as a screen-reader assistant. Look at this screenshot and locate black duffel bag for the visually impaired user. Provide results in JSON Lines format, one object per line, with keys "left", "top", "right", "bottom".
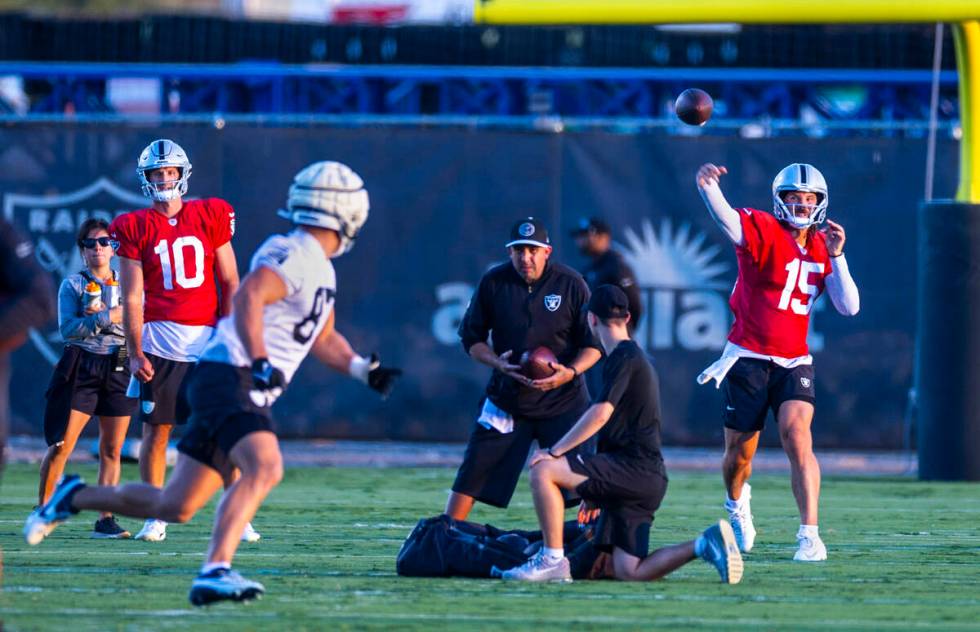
{"left": 395, "top": 514, "right": 601, "bottom": 579}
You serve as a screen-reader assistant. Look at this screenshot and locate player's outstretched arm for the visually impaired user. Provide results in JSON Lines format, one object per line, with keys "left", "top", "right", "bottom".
{"left": 822, "top": 220, "right": 860, "bottom": 316}
{"left": 696, "top": 163, "right": 744, "bottom": 246}
{"left": 529, "top": 402, "right": 614, "bottom": 467}
{"left": 311, "top": 311, "right": 402, "bottom": 399}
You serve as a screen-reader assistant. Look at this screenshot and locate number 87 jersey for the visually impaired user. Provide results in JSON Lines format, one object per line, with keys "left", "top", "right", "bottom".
{"left": 727, "top": 207, "right": 831, "bottom": 358}
{"left": 200, "top": 229, "right": 336, "bottom": 386}
{"left": 110, "top": 198, "right": 234, "bottom": 326}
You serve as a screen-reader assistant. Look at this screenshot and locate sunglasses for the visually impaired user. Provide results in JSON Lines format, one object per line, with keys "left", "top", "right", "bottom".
{"left": 79, "top": 237, "right": 116, "bottom": 249}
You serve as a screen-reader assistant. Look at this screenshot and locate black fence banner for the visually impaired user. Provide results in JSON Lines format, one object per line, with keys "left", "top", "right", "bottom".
{"left": 1, "top": 124, "right": 957, "bottom": 448}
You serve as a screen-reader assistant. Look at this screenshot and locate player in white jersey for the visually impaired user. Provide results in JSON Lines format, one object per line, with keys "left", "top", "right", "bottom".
{"left": 24, "top": 161, "right": 402, "bottom": 606}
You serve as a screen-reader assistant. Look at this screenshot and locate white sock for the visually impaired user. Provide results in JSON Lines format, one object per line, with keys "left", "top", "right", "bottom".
{"left": 542, "top": 546, "right": 564, "bottom": 560}
{"left": 798, "top": 524, "right": 819, "bottom": 539}
{"left": 200, "top": 561, "right": 231, "bottom": 575}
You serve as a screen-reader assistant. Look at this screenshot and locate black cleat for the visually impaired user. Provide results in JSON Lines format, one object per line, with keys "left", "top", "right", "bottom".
{"left": 189, "top": 568, "right": 265, "bottom": 606}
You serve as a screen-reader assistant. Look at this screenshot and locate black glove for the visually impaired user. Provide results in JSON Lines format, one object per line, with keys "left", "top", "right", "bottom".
{"left": 251, "top": 357, "right": 286, "bottom": 391}
{"left": 366, "top": 353, "right": 402, "bottom": 400}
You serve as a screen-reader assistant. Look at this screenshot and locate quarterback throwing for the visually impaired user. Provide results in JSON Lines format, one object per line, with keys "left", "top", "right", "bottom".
{"left": 696, "top": 162, "right": 859, "bottom": 562}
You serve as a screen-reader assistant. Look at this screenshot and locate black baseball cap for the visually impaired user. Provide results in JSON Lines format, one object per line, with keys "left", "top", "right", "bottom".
{"left": 588, "top": 284, "right": 631, "bottom": 319}
{"left": 570, "top": 217, "right": 611, "bottom": 236}
{"left": 505, "top": 217, "right": 551, "bottom": 249}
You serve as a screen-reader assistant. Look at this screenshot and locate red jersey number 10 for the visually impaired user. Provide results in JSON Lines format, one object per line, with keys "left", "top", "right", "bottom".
{"left": 777, "top": 258, "right": 825, "bottom": 315}
{"left": 153, "top": 237, "right": 206, "bottom": 290}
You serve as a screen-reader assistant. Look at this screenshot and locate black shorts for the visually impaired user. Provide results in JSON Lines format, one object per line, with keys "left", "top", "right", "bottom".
{"left": 723, "top": 358, "right": 816, "bottom": 433}
{"left": 43, "top": 346, "right": 134, "bottom": 446}
{"left": 175, "top": 361, "right": 275, "bottom": 473}
{"left": 139, "top": 352, "right": 195, "bottom": 425}
{"left": 569, "top": 452, "right": 668, "bottom": 558}
{"left": 452, "top": 402, "right": 590, "bottom": 509}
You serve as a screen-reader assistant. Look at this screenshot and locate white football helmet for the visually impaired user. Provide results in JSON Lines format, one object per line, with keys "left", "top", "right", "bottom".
{"left": 137, "top": 139, "right": 192, "bottom": 202}
{"left": 278, "top": 161, "right": 370, "bottom": 257}
{"left": 772, "top": 163, "right": 828, "bottom": 230}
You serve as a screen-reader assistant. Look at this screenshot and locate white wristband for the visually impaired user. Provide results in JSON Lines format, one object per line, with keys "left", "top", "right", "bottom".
{"left": 349, "top": 355, "right": 372, "bottom": 384}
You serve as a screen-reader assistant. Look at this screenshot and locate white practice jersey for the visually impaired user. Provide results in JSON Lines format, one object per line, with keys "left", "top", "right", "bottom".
{"left": 200, "top": 229, "right": 336, "bottom": 384}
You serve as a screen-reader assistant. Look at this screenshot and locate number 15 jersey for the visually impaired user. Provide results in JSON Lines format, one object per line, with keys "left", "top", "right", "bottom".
{"left": 110, "top": 198, "right": 234, "bottom": 327}
{"left": 728, "top": 208, "right": 831, "bottom": 358}
{"left": 200, "top": 229, "right": 336, "bottom": 385}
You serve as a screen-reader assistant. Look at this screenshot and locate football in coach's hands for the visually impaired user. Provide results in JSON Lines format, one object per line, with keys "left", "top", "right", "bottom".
{"left": 520, "top": 347, "right": 558, "bottom": 379}
{"left": 675, "top": 88, "right": 714, "bottom": 126}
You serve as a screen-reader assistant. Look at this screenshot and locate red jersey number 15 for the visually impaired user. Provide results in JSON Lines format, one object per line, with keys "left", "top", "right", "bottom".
{"left": 777, "top": 258, "right": 824, "bottom": 315}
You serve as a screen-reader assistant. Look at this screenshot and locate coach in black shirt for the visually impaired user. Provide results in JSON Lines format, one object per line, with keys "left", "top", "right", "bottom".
{"left": 502, "top": 285, "right": 742, "bottom": 584}
{"left": 446, "top": 217, "right": 602, "bottom": 520}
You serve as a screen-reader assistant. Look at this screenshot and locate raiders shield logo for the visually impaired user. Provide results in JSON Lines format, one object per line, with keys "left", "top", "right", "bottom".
{"left": 544, "top": 294, "right": 561, "bottom": 312}
{"left": 800, "top": 377, "right": 812, "bottom": 388}
{"left": 3, "top": 177, "right": 145, "bottom": 364}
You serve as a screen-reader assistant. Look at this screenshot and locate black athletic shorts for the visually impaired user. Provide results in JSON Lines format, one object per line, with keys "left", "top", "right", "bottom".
{"left": 569, "top": 451, "right": 668, "bottom": 558}
{"left": 723, "top": 358, "right": 816, "bottom": 433}
{"left": 452, "top": 402, "right": 590, "bottom": 509}
{"left": 139, "top": 352, "right": 195, "bottom": 425}
{"left": 43, "top": 346, "right": 134, "bottom": 446}
{"left": 176, "top": 361, "right": 274, "bottom": 473}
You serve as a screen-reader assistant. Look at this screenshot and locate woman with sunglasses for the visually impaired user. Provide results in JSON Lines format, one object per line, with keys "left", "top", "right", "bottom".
{"left": 37, "top": 218, "right": 134, "bottom": 538}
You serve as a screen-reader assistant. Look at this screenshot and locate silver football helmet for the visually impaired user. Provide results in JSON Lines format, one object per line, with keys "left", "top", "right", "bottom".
{"left": 772, "top": 163, "right": 828, "bottom": 230}
{"left": 278, "top": 161, "right": 370, "bottom": 257}
{"left": 137, "top": 139, "right": 192, "bottom": 202}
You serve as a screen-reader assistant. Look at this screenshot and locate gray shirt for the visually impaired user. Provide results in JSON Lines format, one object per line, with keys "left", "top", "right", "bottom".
{"left": 58, "top": 272, "right": 125, "bottom": 355}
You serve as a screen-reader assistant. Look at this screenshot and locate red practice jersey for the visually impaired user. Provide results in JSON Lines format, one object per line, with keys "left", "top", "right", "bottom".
{"left": 728, "top": 208, "right": 831, "bottom": 358}
{"left": 110, "top": 198, "right": 235, "bottom": 326}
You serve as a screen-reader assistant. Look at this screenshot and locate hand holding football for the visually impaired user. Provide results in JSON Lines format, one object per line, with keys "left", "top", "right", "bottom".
{"left": 520, "top": 346, "right": 558, "bottom": 379}
{"left": 675, "top": 88, "right": 714, "bottom": 126}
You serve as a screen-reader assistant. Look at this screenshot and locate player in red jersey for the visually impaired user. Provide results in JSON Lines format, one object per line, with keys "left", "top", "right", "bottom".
{"left": 110, "top": 139, "right": 254, "bottom": 542}
{"left": 695, "top": 162, "right": 860, "bottom": 562}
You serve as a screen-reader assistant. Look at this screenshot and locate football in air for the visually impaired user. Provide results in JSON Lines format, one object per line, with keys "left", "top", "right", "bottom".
{"left": 521, "top": 346, "right": 558, "bottom": 379}
{"left": 675, "top": 88, "right": 714, "bottom": 126}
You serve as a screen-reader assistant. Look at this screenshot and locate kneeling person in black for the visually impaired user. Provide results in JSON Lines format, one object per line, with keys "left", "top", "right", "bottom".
{"left": 502, "top": 285, "right": 743, "bottom": 584}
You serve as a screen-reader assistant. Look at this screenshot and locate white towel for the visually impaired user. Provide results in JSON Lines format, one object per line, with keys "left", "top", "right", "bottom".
{"left": 477, "top": 399, "right": 514, "bottom": 434}
{"left": 697, "top": 354, "right": 740, "bottom": 389}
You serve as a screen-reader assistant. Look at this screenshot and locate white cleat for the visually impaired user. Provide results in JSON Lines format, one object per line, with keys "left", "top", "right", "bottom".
{"left": 726, "top": 483, "right": 757, "bottom": 553}
{"left": 134, "top": 519, "right": 168, "bottom": 542}
{"left": 500, "top": 552, "right": 572, "bottom": 582}
{"left": 794, "top": 533, "right": 828, "bottom": 562}
{"left": 241, "top": 522, "right": 261, "bottom": 543}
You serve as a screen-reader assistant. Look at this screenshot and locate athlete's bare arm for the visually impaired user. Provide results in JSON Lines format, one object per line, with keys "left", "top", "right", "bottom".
{"left": 529, "top": 402, "right": 614, "bottom": 467}
{"left": 310, "top": 311, "right": 354, "bottom": 373}
{"left": 233, "top": 266, "right": 287, "bottom": 362}
{"left": 120, "top": 256, "right": 153, "bottom": 382}
{"left": 214, "top": 242, "right": 240, "bottom": 318}
{"left": 696, "top": 163, "right": 744, "bottom": 246}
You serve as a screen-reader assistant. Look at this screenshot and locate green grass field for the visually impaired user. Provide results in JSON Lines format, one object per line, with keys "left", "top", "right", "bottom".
{"left": 2, "top": 463, "right": 978, "bottom": 631}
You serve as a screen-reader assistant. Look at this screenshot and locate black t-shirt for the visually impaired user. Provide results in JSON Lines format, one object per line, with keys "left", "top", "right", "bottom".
{"left": 580, "top": 250, "right": 642, "bottom": 331}
{"left": 596, "top": 340, "right": 663, "bottom": 464}
{"left": 458, "top": 261, "right": 598, "bottom": 419}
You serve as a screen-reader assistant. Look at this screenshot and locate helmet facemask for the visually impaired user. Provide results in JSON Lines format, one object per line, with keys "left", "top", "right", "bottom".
{"left": 771, "top": 163, "right": 829, "bottom": 230}
{"left": 136, "top": 139, "right": 192, "bottom": 202}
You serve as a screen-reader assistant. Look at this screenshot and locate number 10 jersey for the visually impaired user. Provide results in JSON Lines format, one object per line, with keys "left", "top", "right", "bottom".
{"left": 200, "top": 229, "right": 336, "bottom": 384}
{"left": 728, "top": 208, "right": 832, "bottom": 358}
{"left": 110, "top": 198, "right": 235, "bottom": 327}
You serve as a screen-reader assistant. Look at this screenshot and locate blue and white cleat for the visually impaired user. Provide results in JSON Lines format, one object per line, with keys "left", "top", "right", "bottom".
{"left": 189, "top": 568, "right": 266, "bottom": 606}
{"left": 24, "top": 474, "right": 85, "bottom": 545}
{"left": 699, "top": 519, "right": 744, "bottom": 584}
